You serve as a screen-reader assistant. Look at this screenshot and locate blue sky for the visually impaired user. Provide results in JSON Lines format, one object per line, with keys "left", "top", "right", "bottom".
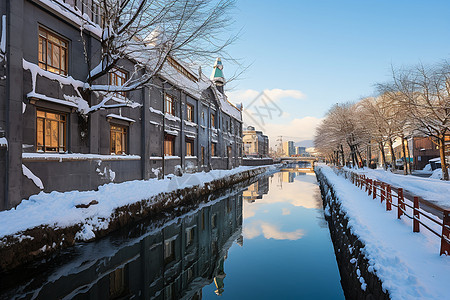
{"left": 220, "top": 0, "right": 450, "bottom": 147}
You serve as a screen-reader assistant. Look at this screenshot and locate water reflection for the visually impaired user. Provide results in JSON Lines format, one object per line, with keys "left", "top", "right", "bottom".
{"left": 0, "top": 191, "right": 244, "bottom": 300}
{"left": 1, "top": 171, "right": 343, "bottom": 300}
{"left": 202, "top": 170, "right": 344, "bottom": 299}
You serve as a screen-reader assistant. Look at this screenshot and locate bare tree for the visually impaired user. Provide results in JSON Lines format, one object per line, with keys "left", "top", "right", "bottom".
{"left": 25, "top": 0, "right": 238, "bottom": 114}
{"left": 314, "top": 102, "right": 369, "bottom": 168}
{"left": 385, "top": 62, "right": 450, "bottom": 180}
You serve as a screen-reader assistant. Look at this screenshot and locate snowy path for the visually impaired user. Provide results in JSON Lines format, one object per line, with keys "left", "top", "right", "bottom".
{"left": 349, "top": 167, "right": 450, "bottom": 209}
{"left": 319, "top": 165, "right": 450, "bottom": 300}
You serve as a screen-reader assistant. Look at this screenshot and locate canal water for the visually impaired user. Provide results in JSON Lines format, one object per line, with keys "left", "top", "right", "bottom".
{"left": 0, "top": 169, "right": 344, "bottom": 299}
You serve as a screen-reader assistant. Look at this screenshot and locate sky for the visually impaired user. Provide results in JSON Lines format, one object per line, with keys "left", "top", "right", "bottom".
{"left": 217, "top": 0, "right": 450, "bottom": 148}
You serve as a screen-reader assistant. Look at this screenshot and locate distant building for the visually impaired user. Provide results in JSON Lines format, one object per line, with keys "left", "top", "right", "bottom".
{"left": 242, "top": 126, "right": 269, "bottom": 157}
{"left": 282, "top": 141, "right": 295, "bottom": 157}
{"left": 296, "top": 147, "right": 306, "bottom": 156}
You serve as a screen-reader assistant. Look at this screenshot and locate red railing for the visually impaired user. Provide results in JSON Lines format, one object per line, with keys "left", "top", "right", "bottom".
{"left": 338, "top": 169, "right": 450, "bottom": 256}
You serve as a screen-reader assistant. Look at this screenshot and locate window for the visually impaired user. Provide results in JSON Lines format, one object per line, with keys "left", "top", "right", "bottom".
{"left": 109, "top": 267, "right": 126, "bottom": 298}
{"left": 186, "top": 104, "right": 194, "bottom": 122}
{"left": 36, "top": 109, "right": 67, "bottom": 152}
{"left": 38, "top": 27, "right": 68, "bottom": 75}
{"left": 109, "top": 68, "right": 127, "bottom": 98}
{"left": 164, "top": 134, "right": 175, "bottom": 156}
{"left": 211, "top": 214, "right": 217, "bottom": 228}
{"left": 167, "top": 56, "right": 198, "bottom": 82}
{"left": 201, "top": 146, "right": 205, "bottom": 165}
{"left": 211, "top": 143, "right": 216, "bottom": 157}
{"left": 164, "top": 239, "right": 175, "bottom": 263}
{"left": 110, "top": 124, "right": 127, "bottom": 154}
{"left": 165, "top": 94, "right": 174, "bottom": 115}
{"left": 186, "top": 227, "right": 195, "bottom": 247}
{"left": 211, "top": 114, "right": 215, "bottom": 128}
{"left": 187, "top": 267, "right": 193, "bottom": 282}
{"left": 186, "top": 139, "right": 194, "bottom": 156}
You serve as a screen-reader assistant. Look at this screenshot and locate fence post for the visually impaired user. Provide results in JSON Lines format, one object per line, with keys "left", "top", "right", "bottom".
{"left": 397, "top": 188, "right": 404, "bottom": 219}
{"left": 440, "top": 210, "right": 450, "bottom": 255}
{"left": 413, "top": 196, "right": 420, "bottom": 232}
{"left": 367, "top": 179, "right": 371, "bottom": 195}
{"left": 373, "top": 181, "right": 377, "bottom": 199}
{"left": 386, "top": 185, "right": 392, "bottom": 211}
{"left": 380, "top": 182, "right": 385, "bottom": 203}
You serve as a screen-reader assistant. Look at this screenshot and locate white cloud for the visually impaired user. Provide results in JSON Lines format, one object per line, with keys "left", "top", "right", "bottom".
{"left": 227, "top": 88, "right": 306, "bottom": 104}
{"left": 243, "top": 221, "right": 305, "bottom": 240}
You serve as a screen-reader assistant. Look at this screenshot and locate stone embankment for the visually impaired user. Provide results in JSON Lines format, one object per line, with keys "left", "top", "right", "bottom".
{"left": 0, "top": 166, "right": 274, "bottom": 272}
{"left": 315, "top": 168, "right": 390, "bottom": 300}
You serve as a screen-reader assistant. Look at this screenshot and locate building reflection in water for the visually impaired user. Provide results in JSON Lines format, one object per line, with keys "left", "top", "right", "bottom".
{"left": 242, "top": 177, "right": 269, "bottom": 203}
{"left": 2, "top": 191, "right": 244, "bottom": 300}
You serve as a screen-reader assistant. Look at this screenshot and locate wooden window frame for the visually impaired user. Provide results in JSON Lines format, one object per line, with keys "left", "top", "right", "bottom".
{"left": 165, "top": 94, "right": 175, "bottom": 115}
{"left": 109, "top": 68, "right": 128, "bottom": 98}
{"left": 211, "top": 142, "right": 216, "bottom": 157}
{"left": 186, "top": 104, "right": 194, "bottom": 122}
{"left": 211, "top": 113, "right": 215, "bottom": 128}
{"left": 186, "top": 227, "right": 195, "bottom": 247}
{"left": 164, "top": 134, "right": 175, "bottom": 156}
{"left": 36, "top": 108, "right": 67, "bottom": 153}
{"left": 164, "top": 239, "right": 175, "bottom": 264}
{"left": 201, "top": 146, "right": 205, "bottom": 165}
{"left": 38, "top": 27, "right": 68, "bottom": 76}
{"left": 186, "top": 138, "right": 194, "bottom": 156}
{"left": 110, "top": 124, "right": 128, "bottom": 155}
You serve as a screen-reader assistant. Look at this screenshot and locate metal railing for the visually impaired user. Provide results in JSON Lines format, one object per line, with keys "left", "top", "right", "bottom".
{"left": 337, "top": 168, "right": 450, "bottom": 256}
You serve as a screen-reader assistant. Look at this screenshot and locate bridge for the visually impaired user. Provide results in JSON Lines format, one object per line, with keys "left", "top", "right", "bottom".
{"left": 279, "top": 156, "right": 318, "bottom": 171}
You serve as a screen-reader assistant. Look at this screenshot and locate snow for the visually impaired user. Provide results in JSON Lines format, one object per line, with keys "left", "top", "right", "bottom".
{"left": 349, "top": 167, "right": 450, "bottom": 208}
{"left": 23, "top": 153, "right": 140, "bottom": 161}
{"left": 27, "top": 91, "right": 78, "bottom": 108}
{"left": 37, "top": 0, "right": 102, "bottom": 37}
{"left": 165, "top": 113, "right": 181, "bottom": 122}
{"left": 184, "top": 120, "right": 198, "bottom": 127}
{"left": 318, "top": 164, "right": 450, "bottom": 299}
{"left": 164, "top": 129, "right": 178, "bottom": 136}
{"left": 149, "top": 106, "right": 164, "bottom": 115}
{"left": 22, "top": 164, "right": 44, "bottom": 190}
{"left": 0, "top": 137, "right": 7, "bottom": 149}
{"left": 430, "top": 169, "right": 442, "bottom": 180}
{"left": 106, "top": 114, "right": 136, "bottom": 123}
{"left": 0, "top": 15, "right": 5, "bottom": 54}
{"left": 423, "top": 164, "right": 432, "bottom": 172}
{"left": 0, "top": 165, "right": 274, "bottom": 239}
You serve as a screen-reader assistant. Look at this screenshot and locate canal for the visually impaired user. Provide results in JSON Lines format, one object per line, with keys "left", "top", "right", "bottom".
{"left": 0, "top": 169, "right": 344, "bottom": 299}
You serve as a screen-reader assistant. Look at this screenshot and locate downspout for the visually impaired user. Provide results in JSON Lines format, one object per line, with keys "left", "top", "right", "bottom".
{"left": 161, "top": 83, "right": 165, "bottom": 178}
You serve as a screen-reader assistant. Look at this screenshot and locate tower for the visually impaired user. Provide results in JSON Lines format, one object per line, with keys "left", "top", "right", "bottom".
{"left": 210, "top": 57, "right": 225, "bottom": 93}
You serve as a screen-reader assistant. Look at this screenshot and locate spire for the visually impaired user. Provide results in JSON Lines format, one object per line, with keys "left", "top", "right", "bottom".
{"left": 211, "top": 58, "right": 225, "bottom": 93}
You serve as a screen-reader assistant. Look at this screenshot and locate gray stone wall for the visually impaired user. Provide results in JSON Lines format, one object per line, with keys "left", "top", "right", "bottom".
{"left": 315, "top": 168, "right": 390, "bottom": 300}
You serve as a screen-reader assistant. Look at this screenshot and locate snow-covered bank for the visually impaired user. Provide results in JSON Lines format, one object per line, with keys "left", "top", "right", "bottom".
{"left": 349, "top": 167, "right": 450, "bottom": 208}
{"left": 0, "top": 165, "right": 278, "bottom": 271}
{"left": 317, "top": 164, "right": 450, "bottom": 300}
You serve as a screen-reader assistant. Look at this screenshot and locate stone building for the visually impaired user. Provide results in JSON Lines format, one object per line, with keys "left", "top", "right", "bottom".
{"left": 0, "top": 0, "right": 243, "bottom": 210}
{"left": 242, "top": 126, "right": 269, "bottom": 157}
